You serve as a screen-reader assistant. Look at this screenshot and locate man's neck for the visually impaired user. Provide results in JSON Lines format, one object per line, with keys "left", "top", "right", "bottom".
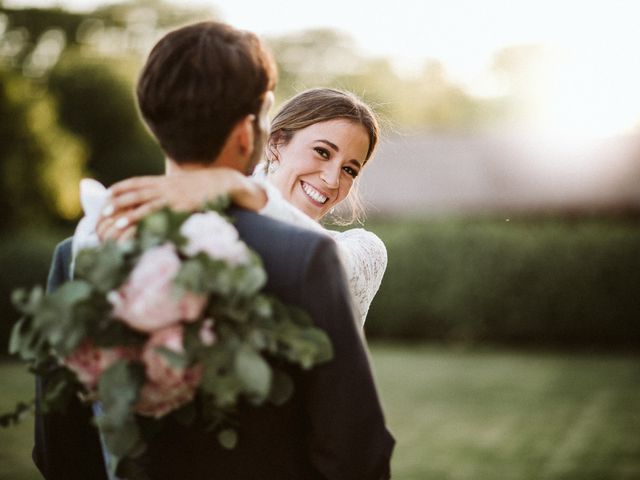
{"left": 165, "top": 158, "right": 217, "bottom": 175}
{"left": 164, "top": 154, "right": 249, "bottom": 176}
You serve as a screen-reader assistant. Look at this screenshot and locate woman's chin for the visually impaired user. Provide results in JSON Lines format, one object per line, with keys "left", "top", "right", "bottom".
{"left": 291, "top": 191, "right": 325, "bottom": 221}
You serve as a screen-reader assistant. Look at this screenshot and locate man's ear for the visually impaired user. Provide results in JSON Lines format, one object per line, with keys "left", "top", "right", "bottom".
{"left": 233, "top": 114, "right": 256, "bottom": 157}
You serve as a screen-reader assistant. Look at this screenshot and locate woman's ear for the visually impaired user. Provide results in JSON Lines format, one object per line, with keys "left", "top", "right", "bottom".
{"left": 266, "top": 131, "right": 282, "bottom": 162}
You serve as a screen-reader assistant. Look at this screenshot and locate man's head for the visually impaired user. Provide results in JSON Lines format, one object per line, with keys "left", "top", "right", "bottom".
{"left": 137, "top": 21, "right": 276, "bottom": 173}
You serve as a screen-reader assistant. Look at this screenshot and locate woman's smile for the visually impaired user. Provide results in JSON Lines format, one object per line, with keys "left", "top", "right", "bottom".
{"left": 301, "top": 181, "right": 329, "bottom": 205}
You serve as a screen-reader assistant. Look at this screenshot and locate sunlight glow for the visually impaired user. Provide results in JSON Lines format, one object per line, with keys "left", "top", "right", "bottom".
{"left": 4, "top": 0, "right": 640, "bottom": 138}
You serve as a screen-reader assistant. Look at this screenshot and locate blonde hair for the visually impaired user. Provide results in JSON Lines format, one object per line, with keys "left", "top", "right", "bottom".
{"left": 267, "top": 88, "right": 379, "bottom": 225}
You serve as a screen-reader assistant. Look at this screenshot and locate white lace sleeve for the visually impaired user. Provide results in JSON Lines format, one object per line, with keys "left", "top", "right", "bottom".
{"left": 329, "top": 229, "right": 387, "bottom": 327}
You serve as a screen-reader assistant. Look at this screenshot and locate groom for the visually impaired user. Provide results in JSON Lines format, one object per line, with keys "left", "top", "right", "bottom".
{"left": 34, "top": 21, "right": 394, "bottom": 480}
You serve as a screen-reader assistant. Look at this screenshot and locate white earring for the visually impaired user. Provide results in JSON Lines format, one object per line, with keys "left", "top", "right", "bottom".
{"left": 268, "top": 160, "right": 280, "bottom": 174}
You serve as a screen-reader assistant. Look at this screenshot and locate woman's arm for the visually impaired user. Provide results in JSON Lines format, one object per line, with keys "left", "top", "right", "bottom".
{"left": 97, "top": 169, "right": 267, "bottom": 240}
{"left": 330, "top": 229, "right": 388, "bottom": 327}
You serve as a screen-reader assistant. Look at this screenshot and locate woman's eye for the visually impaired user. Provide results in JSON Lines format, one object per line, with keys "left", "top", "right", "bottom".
{"left": 314, "top": 147, "right": 330, "bottom": 159}
{"left": 343, "top": 166, "right": 359, "bottom": 178}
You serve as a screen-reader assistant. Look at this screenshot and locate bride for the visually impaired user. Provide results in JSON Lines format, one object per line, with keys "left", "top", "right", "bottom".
{"left": 92, "top": 88, "right": 386, "bottom": 326}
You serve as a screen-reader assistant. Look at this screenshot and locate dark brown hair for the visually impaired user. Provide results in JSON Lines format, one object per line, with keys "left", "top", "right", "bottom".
{"left": 137, "top": 21, "right": 276, "bottom": 164}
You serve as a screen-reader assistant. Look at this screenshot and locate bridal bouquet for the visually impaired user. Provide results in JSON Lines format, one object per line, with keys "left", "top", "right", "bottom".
{"left": 7, "top": 200, "right": 333, "bottom": 478}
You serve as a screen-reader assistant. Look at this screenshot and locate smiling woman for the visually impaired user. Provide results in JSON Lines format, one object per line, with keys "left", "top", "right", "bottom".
{"left": 269, "top": 119, "right": 369, "bottom": 220}
{"left": 264, "top": 87, "right": 378, "bottom": 223}
{"left": 267, "top": 119, "right": 368, "bottom": 220}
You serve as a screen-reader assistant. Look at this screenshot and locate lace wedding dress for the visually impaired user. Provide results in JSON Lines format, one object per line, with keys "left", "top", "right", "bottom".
{"left": 73, "top": 177, "right": 387, "bottom": 327}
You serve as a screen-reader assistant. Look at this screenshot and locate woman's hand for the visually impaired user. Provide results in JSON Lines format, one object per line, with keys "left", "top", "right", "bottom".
{"left": 96, "top": 168, "right": 267, "bottom": 241}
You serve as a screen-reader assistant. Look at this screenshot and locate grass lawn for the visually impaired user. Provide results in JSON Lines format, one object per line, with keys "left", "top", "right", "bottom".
{"left": 1, "top": 344, "right": 639, "bottom": 480}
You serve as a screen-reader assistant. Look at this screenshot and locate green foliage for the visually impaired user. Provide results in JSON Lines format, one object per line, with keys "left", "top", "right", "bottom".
{"left": 366, "top": 216, "right": 640, "bottom": 347}
{"left": 0, "top": 69, "right": 86, "bottom": 229}
{"left": 0, "top": 400, "right": 33, "bottom": 428}
{"left": 11, "top": 280, "right": 94, "bottom": 360}
{"left": 75, "top": 241, "right": 128, "bottom": 293}
{"left": 217, "top": 428, "right": 238, "bottom": 450}
{"left": 234, "top": 344, "right": 271, "bottom": 400}
{"left": 97, "top": 361, "right": 145, "bottom": 459}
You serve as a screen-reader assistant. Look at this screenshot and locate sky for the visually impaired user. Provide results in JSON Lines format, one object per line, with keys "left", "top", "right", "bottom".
{"left": 4, "top": 0, "right": 640, "bottom": 137}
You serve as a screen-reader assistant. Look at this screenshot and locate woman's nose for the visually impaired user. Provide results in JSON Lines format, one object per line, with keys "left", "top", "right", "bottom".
{"left": 320, "top": 164, "right": 340, "bottom": 189}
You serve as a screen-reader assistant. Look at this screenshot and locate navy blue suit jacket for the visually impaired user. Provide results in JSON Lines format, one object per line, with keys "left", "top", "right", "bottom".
{"left": 34, "top": 209, "right": 394, "bottom": 479}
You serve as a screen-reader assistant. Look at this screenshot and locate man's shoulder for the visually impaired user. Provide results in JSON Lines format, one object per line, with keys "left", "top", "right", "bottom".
{"left": 232, "top": 208, "right": 328, "bottom": 242}
{"left": 47, "top": 237, "right": 73, "bottom": 292}
{"left": 55, "top": 237, "right": 73, "bottom": 257}
{"left": 231, "top": 209, "right": 334, "bottom": 259}
{"left": 50, "top": 237, "right": 73, "bottom": 270}
{"left": 230, "top": 209, "right": 340, "bottom": 297}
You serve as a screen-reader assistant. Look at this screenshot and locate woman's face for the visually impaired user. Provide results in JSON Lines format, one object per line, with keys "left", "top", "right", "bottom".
{"left": 268, "top": 119, "right": 370, "bottom": 221}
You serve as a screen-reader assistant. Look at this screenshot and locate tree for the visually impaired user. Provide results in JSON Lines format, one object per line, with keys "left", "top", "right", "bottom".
{"left": 0, "top": 67, "right": 86, "bottom": 231}
{"left": 48, "top": 50, "right": 163, "bottom": 186}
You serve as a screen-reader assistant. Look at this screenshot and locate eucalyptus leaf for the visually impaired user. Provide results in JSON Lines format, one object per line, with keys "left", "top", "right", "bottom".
{"left": 268, "top": 369, "right": 294, "bottom": 406}
{"left": 11, "top": 286, "right": 44, "bottom": 315}
{"left": 302, "top": 329, "right": 334, "bottom": 364}
{"left": 101, "top": 415, "right": 143, "bottom": 472}
{"left": 47, "top": 280, "right": 93, "bottom": 311}
{"left": 217, "top": 428, "right": 238, "bottom": 449}
{"left": 174, "top": 259, "right": 208, "bottom": 293}
{"left": 0, "top": 400, "right": 34, "bottom": 427}
{"left": 75, "top": 244, "right": 126, "bottom": 293}
{"left": 41, "top": 367, "right": 79, "bottom": 414}
{"left": 250, "top": 296, "right": 273, "bottom": 320}
{"left": 8, "top": 317, "right": 30, "bottom": 356}
{"left": 200, "top": 369, "right": 242, "bottom": 407}
{"left": 234, "top": 344, "right": 272, "bottom": 399}
{"left": 203, "top": 195, "right": 231, "bottom": 214}
{"left": 10, "top": 289, "right": 29, "bottom": 311}
{"left": 137, "top": 210, "right": 170, "bottom": 249}
{"left": 233, "top": 262, "right": 266, "bottom": 297}
{"left": 98, "top": 361, "right": 144, "bottom": 427}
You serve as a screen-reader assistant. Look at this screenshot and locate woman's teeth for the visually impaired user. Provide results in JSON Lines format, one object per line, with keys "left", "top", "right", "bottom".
{"left": 302, "top": 182, "right": 328, "bottom": 204}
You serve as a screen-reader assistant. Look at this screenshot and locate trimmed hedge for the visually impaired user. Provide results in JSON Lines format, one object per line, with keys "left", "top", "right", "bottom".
{"left": 3, "top": 217, "right": 639, "bottom": 350}
{"left": 365, "top": 216, "right": 640, "bottom": 347}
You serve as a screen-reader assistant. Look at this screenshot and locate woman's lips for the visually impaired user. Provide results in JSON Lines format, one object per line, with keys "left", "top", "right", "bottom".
{"left": 301, "top": 181, "right": 329, "bottom": 205}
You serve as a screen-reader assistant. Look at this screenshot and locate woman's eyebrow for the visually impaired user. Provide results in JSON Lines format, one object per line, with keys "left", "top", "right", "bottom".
{"left": 315, "top": 139, "right": 339, "bottom": 151}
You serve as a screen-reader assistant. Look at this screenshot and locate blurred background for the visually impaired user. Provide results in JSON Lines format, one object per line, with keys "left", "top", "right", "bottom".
{"left": 1, "top": 1, "right": 639, "bottom": 479}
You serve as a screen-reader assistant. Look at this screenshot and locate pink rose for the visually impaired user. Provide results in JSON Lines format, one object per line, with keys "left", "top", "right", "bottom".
{"left": 64, "top": 340, "right": 139, "bottom": 390}
{"left": 134, "top": 325, "right": 202, "bottom": 418}
{"left": 109, "top": 243, "right": 206, "bottom": 332}
{"left": 180, "top": 212, "right": 249, "bottom": 265}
